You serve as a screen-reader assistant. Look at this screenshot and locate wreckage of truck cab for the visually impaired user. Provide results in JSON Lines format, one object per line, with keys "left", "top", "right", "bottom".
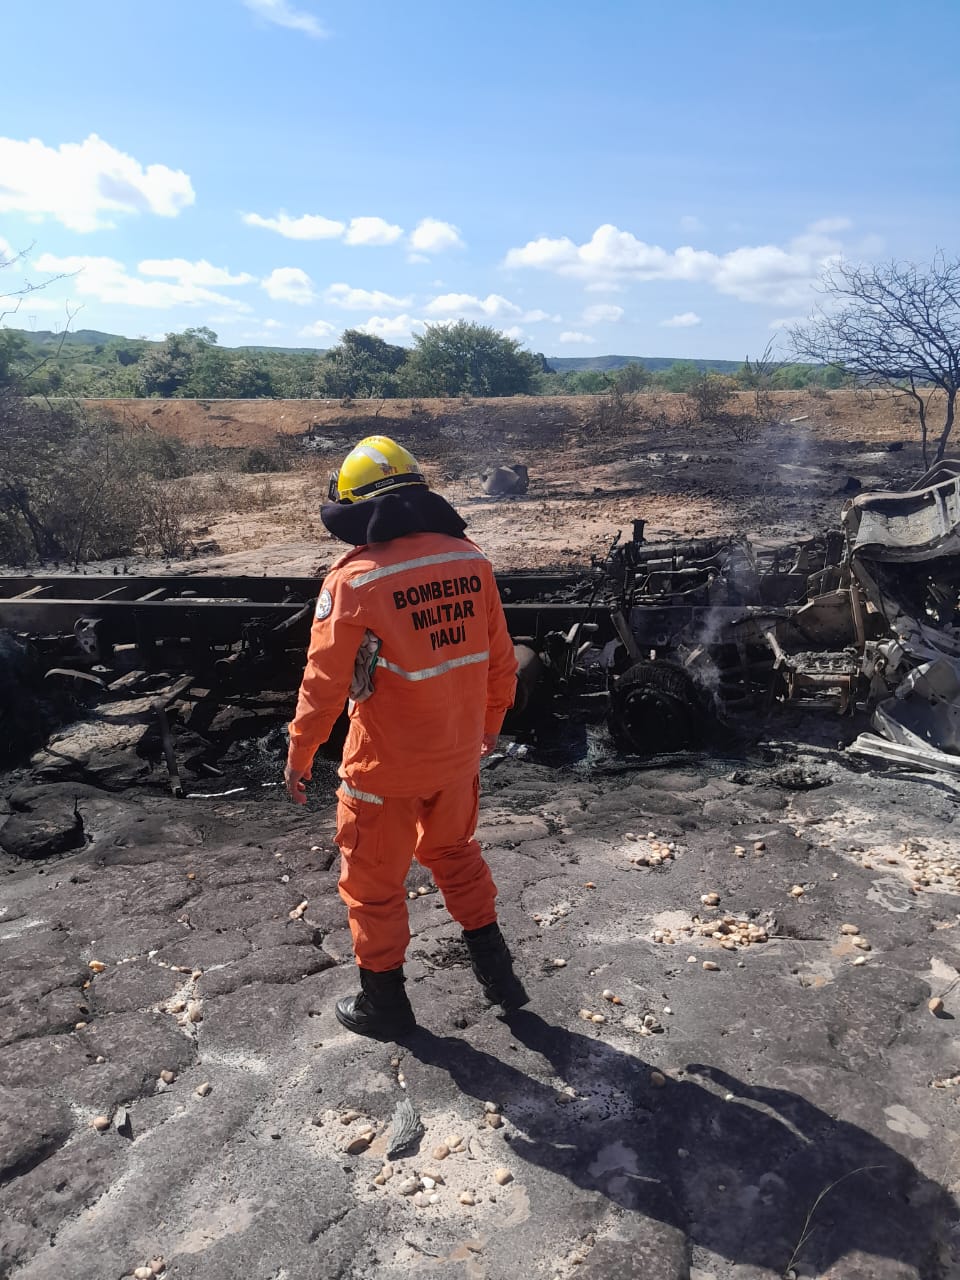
{"left": 587, "top": 461, "right": 960, "bottom": 769}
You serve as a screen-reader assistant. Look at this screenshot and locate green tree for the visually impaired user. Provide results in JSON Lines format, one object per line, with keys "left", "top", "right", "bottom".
{"left": 614, "top": 361, "right": 650, "bottom": 392}
{"left": 138, "top": 329, "right": 219, "bottom": 397}
{"left": 401, "top": 321, "right": 540, "bottom": 397}
{"left": 656, "top": 360, "right": 700, "bottom": 393}
{"left": 0, "top": 330, "right": 29, "bottom": 390}
{"left": 316, "top": 329, "right": 408, "bottom": 398}
{"left": 566, "top": 369, "right": 610, "bottom": 395}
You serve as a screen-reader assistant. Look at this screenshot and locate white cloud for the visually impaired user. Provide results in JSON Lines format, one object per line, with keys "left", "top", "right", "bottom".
{"left": 660, "top": 311, "right": 702, "bottom": 328}
{"left": 5, "top": 295, "right": 70, "bottom": 314}
{"left": 409, "top": 218, "right": 464, "bottom": 253}
{"left": 344, "top": 216, "right": 404, "bottom": 246}
{"left": 243, "top": 210, "right": 345, "bottom": 240}
{"left": 324, "top": 282, "right": 412, "bottom": 310}
{"left": 679, "top": 214, "right": 704, "bottom": 233}
{"left": 505, "top": 220, "right": 851, "bottom": 307}
{"left": 356, "top": 314, "right": 424, "bottom": 340}
{"left": 583, "top": 303, "right": 624, "bottom": 324}
{"left": 808, "top": 216, "right": 852, "bottom": 235}
{"left": 521, "top": 309, "right": 557, "bottom": 323}
{"left": 32, "top": 253, "right": 251, "bottom": 310}
{"left": 502, "top": 325, "right": 525, "bottom": 341}
{"left": 263, "top": 318, "right": 283, "bottom": 330}
{"left": 0, "top": 236, "right": 17, "bottom": 266}
{"left": 407, "top": 253, "right": 429, "bottom": 264}
{"left": 0, "top": 133, "right": 194, "bottom": 232}
{"left": 138, "top": 258, "right": 255, "bottom": 287}
{"left": 261, "top": 267, "right": 314, "bottom": 304}
{"left": 584, "top": 280, "right": 626, "bottom": 293}
{"left": 300, "top": 319, "right": 337, "bottom": 339}
{"left": 768, "top": 315, "right": 807, "bottom": 330}
{"left": 242, "top": 0, "right": 327, "bottom": 38}
{"left": 558, "top": 331, "right": 596, "bottom": 344}
{"left": 425, "top": 292, "right": 522, "bottom": 319}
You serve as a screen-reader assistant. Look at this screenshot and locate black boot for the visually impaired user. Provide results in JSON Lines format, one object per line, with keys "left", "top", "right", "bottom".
{"left": 336, "top": 966, "right": 417, "bottom": 1039}
{"left": 463, "top": 923, "right": 529, "bottom": 1011}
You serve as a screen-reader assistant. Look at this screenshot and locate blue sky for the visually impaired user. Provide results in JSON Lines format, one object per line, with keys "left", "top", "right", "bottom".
{"left": 2, "top": 0, "right": 958, "bottom": 359}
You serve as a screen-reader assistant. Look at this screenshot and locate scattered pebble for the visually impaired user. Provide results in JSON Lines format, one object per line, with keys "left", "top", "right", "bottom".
{"left": 159, "top": 1070, "right": 176, "bottom": 1085}
{"left": 852, "top": 956, "right": 868, "bottom": 966}
{"left": 288, "top": 900, "right": 308, "bottom": 920}
{"left": 483, "top": 1100, "right": 499, "bottom": 1113}
{"left": 928, "top": 997, "right": 945, "bottom": 1016}
{"left": 87, "top": 960, "right": 106, "bottom": 973}
{"left": 493, "top": 1167, "right": 513, "bottom": 1185}
{"left": 649, "top": 1071, "right": 667, "bottom": 1088}
{"left": 754, "top": 840, "right": 766, "bottom": 851}
{"left": 459, "top": 1191, "right": 476, "bottom": 1206}
{"left": 702, "top": 961, "right": 720, "bottom": 972}
{"left": 840, "top": 923, "right": 860, "bottom": 935}
{"left": 790, "top": 885, "right": 805, "bottom": 898}
{"left": 92, "top": 1115, "right": 111, "bottom": 1132}
{"left": 380, "top": 1163, "right": 394, "bottom": 1180}
{"left": 75, "top": 1021, "right": 88, "bottom": 1030}
{"left": 590, "top": 1013, "right": 605, "bottom": 1024}
{"left": 134, "top": 1268, "right": 154, "bottom": 1279}
{"left": 701, "top": 892, "right": 721, "bottom": 906}
{"left": 853, "top": 937, "right": 872, "bottom": 950}
{"left": 186, "top": 1000, "right": 203, "bottom": 1024}
{"left": 195, "top": 1082, "right": 212, "bottom": 1098}
{"left": 340, "top": 1109, "right": 361, "bottom": 1124}
{"left": 552, "top": 957, "right": 567, "bottom": 968}
{"left": 344, "top": 1134, "right": 372, "bottom": 1155}
{"left": 398, "top": 1177, "right": 421, "bottom": 1196}
{"left": 485, "top": 1112, "right": 503, "bottom": 1128}
{"left": 432, "top": 1144, "right": 450, "bottom": 1161}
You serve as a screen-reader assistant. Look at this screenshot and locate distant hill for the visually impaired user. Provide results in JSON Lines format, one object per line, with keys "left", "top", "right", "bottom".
{"left": 544, "top": 354, "right": 743, "bottom": 374}
{"left": 11, "top": 328, "right": 324, "bottom": 357}
{"left": 16, "top": 328, "right": 124, "bottom": 348}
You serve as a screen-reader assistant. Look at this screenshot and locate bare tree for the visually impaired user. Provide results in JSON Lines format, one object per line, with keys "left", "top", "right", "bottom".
{"left": 790, "top": 254, "right": 960, "bottom": 465}
{"left": 739, "top": 338, "right": 784, "bottom": 422}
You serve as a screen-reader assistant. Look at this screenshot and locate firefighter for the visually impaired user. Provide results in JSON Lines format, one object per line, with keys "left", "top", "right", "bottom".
{"left": 285, "top": 435, "right": 527, "bottom": 1038}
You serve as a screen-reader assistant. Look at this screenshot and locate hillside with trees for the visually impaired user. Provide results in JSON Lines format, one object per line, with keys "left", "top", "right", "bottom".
{"left": 0, "top": 320, "right": 844, "bottom": 401}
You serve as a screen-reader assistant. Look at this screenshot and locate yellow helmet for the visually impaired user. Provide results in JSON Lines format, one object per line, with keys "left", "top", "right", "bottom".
{"left": 334, "top": 435, "right": 427, "bottom": 504}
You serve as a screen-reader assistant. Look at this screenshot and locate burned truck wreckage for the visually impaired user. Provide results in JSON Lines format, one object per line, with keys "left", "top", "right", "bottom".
{"left": 2, "top": 462, "right": 960, "bottom": 784}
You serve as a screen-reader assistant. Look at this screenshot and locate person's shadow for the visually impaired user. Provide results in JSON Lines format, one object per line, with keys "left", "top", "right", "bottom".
{"left": 405, "top": 1011, "right": 956, "bottom": 1276}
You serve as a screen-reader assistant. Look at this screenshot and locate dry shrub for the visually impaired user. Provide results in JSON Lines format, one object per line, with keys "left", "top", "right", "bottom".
{"left": 690, "top": 373, "right": 739, "bottom": 423}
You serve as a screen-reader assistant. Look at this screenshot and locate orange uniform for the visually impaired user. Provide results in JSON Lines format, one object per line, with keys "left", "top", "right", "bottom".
{"left": 288, "top": 530, "right": 518, "bottom": 970}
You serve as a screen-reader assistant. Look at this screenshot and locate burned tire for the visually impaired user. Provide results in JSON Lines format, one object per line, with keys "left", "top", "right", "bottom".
{"left": 607, "top": 660, "right": 705, "bottom": 755}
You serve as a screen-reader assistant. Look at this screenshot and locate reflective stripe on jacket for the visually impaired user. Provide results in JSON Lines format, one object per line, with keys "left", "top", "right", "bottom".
{"left": 288, "top": 532, "right": 518, "bottom": 797}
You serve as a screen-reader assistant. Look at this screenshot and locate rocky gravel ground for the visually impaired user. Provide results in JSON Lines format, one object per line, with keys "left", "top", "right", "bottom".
{"left": 1, "top": 714, "right": 958, "bottom": 1280}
